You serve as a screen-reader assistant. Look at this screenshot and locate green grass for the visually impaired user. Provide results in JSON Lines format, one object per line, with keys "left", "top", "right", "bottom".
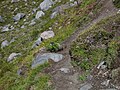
{"left": 113, "top": 0, "right": 120, "bottom": 8}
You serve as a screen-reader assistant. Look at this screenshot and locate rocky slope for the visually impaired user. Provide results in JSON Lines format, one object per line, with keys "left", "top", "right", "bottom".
{"left": 0, "top": 0, "right": 120, "bottom": 90}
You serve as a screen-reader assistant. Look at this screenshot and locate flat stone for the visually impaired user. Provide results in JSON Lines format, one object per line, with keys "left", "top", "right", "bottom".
{"left": 80, "top": 83, "right": 92, "bottom": 90}
{"left": 32, "top": 53, "right": 63, "bottom": 68}
{"left": 40, "top": 31, "right": 55, "bottom": 39}
{"left": 35, "top": 11, "right": 45, "bottom": 19}
{"left": 39, "top": 0, "right": 54, "bottom": 11}
{"left": 13, "top": 13, "right": 25, "bottom": 21}
{"left": 7, "top": 53, "right": 21, "bottom": 62}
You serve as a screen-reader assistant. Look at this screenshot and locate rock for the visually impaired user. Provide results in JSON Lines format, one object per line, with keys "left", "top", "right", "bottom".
{"left": 21, "top": 25, "right": 25, "bottom": 28}
{"left": 117, "top": 10, "right": 120, "bottom": 14}
{"left": 60, "top": 68, "right": 70, "bottom": 73}
{"left": 40, "top": 31, "right": 55, "bottom": 39}
{"left": 50, "top": 11, "right": 58, "bottom": 19}
{"left": 32, "top": 53, "right": 63, "bottom": 68}
{"left": 7, "top": 53, "right": 21, "bottom": 62}
{"left": 32, "top": 37, "right": 42, "bottom": 48}
{"left": 35, "top": 11, "right": 45, "bottom": 19}
{"left": 39, "top": 0, "right": 54, "bottom": 11}
{"left": 29, "top": 20, "right": 36, "bottom": 26}
{"left": 101, "top": 80, "right": 110, "bottom": 86}
{"left": 13, "top": 13, "right": 25, "bottom": 21}
{"left": 1, "top": 25, "right": 10, "bottom": 32}
{"left": 1, "top": 40, "right": 9, "bottom": 48}
{"left": 11, "top": 0, "right": 19, "bottom": 3}
{"left": 80, "top": 83, "right": 92, "bottom": 90}
{"left": 0, "top": 16, "right": 4, "bottom": 22}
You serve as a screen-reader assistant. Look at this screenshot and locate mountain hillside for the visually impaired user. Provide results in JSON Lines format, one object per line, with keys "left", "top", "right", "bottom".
{"left": 0, "top": 0, "right": 120, "bottom": 90}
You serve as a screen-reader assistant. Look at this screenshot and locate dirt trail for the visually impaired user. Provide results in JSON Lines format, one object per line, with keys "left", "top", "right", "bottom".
{"left": 47, "top": 0, "right": 118, "bottom": 90}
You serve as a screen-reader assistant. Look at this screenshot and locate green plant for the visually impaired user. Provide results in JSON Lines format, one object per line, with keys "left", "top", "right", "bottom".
{"left": 46, "top": 42, "right": 60, "bottom": 52}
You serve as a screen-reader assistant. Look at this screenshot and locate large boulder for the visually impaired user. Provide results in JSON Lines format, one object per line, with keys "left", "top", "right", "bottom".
{"left": 39, "top": 0, "right": 54, "bottom": 11}
{"left": 13, "top": 13, "right": 25, "bottom": 21}
{"left": 40, "top": 31, "right": 55, "bottom": 39}
{"left": 7, "top": 53, "right": 21, "bottom": 62}
{"left": 35, "top": 11, "right": 45, "bottom": 19}
{"left": 32, "top": 53, "right": 63, "bottom": 68}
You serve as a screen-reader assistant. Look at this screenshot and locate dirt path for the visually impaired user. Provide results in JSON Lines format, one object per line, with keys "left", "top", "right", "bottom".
{"left": 47, "top": 0, "right": 118, "bottom": 90}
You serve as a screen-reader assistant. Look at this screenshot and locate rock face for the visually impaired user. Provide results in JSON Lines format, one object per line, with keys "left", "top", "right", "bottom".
{"left": 0, "top": 16, "right": 4, "bottom": 22}
{"left": 35, "top": 11, "right": 45, "bottom": 19}
{"left": 40, "top": 31, "right": 55, "bottom": 39}
{"left": 32, "top": 53, "right": 63, "bottom": 68}
{"left": 1, "top": 40, "right": 9, "bottom": 48}
{"left": 13, "top": 13, "right": 25, "bottom": 21}
{"left": 7, "top": 53, "right": 21, "bottom": 62}
{"left": 39, "top": 0, "right": 54, "bottom": 11}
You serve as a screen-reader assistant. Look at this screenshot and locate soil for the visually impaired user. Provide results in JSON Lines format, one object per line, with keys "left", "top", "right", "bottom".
{"left": 43, "top": 0, "right": 118, "bottom": 90}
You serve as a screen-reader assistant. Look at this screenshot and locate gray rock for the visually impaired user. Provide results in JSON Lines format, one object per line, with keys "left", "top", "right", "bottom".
{"left": 13, "top": 13, "right": 25, "bottom": 21}
{"left": 101, "top": 80, "right": 110, "bottom": 86}
{"left": 60, "top": 68, "right": 70, "bottom": 73}
{"left": 40, "top": 31, "right": 55, "bottom": 39}
{"left": 80, "top": 83, "right": 92, "bottom": 90}
{"left": 0, "top": 16, "right": 4, "bottom": 22}
{"left": 29, "top": 20, "right": 36, "bottom": 26}
{"left": 35, "top": 11, "right": 45, "bottom": 19}
{"left": 39, "top": 0, "right": 54, "bottom": 11}
{"left": 1, "top": 40, "right": 9, "bottom": 48}
{"left": 11, "top": 0, "right": 19, "bottom": 3}
{"left": 32, "top": 53, "right": 63, "bottom": 68}
{"left": 50, "top": 11, "right": 58, "bottom": 19}
{"left": 32, "top": 37, "right": 42, "bottom": 48}
{"left": 1, "top": 25, "right": 10, "bottom": 32}
{"left": 7, "top": 53, "right": 21, "bottom": 62}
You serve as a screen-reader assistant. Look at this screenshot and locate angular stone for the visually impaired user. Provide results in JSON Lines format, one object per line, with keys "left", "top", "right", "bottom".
{"left": 40, "top": 31, "right": 55, "bottom": 39}
{"left": 13, "top": 13, "right": 25, "bottom": 21}
{"left": 39, "top": 0, "right": 54, "bottom": 11}
{"left": 60, "top": 68, "right": 70, "bottom": 73}
{"left": 32, "top": 53, "right": 63, "bottom": 68}
{"left": 1, "top": 40, "right": 9, "bottom": 48}
{"left": 32, "top": 37, "right": 42, "bottom": 48}
{"left": 7, "top": 53, "right": 21, "bottom": 62}
{"left": 35, "top": 11, "right": 45, "bottom": 19}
